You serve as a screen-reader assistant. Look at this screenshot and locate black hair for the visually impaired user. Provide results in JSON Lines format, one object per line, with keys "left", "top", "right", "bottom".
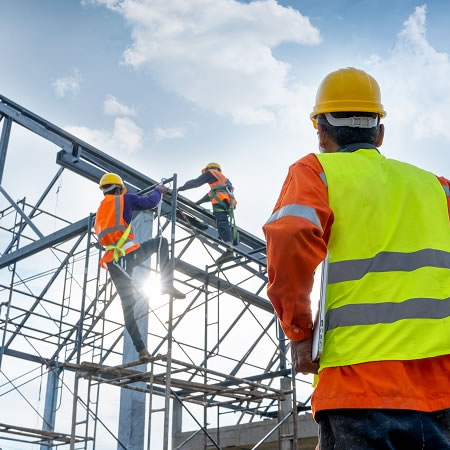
{"left": 102, "top": 184, "right": 122, "bottom": 195}
{"left": 317, "top": 112, "right": 380, "bottom": 147}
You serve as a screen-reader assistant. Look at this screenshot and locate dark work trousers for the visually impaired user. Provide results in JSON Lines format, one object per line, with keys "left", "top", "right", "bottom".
{"left": 317, "top": 408, "right": 450, "bottom": 450}
{"left": 213, "top": 207, "right": 232, "bottom": 242}
{"left": 107, "top": 237, "right": 171, "bottom": 352}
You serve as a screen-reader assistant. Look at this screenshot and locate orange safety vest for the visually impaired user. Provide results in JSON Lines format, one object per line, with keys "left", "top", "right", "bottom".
{"left": 207, "top": 169, "right": 237, "bottom": 209}
{"left": 94, "top": 194, "right": 140, "bottom": 268}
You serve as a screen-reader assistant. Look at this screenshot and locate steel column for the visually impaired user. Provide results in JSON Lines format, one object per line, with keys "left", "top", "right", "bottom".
{"left": 40, "top": 369, "right": 59, "bottom": 450}
{"left": 0, "top": 116, "right": 12, "bottom": 184}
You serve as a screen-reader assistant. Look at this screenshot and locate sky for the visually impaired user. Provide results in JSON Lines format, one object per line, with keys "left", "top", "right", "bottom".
{"left": 1, "top": 0, "right": 450, "bottom": 237}
{"left": 1, "top": 0, "right": 450, "bottom": 448}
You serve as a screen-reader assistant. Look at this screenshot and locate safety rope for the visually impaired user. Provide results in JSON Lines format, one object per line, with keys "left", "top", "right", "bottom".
{"left": 213, "top": 204, "right": 239, "bottom": 244}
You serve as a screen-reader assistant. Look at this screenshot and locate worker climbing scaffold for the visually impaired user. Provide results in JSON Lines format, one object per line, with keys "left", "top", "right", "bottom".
{"left": 178, "top": 162, "right": 238, "bottom": 265}
{"left": 94, "top": 172, "right": 185, "bottom": 360}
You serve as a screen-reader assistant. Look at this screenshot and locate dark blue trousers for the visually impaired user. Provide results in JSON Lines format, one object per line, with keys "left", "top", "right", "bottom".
{"left": 107, "top": 237, "right": 170, "bottom": 352}
{"left": 317, "top": 408, "right": 450, "bottom": 450}
{"left": 213, "top": 208, "right": 232, "bottom": 242}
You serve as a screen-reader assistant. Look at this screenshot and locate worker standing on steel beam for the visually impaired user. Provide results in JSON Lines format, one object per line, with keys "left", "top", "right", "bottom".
{"left": 263, "top": 67, "right": 450, "bottom": 449}
{"left": 178, "top": 163, "right": 238, "bottom": 265}
{"left": 94, "top": 173, "right": 185, "bottom": 359}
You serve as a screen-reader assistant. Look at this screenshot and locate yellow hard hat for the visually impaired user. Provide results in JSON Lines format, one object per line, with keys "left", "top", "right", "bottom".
{"left": 310, "top": 67, "right": 386, "bottom": 129}
{"left": 99, "top": 173, "right": 126, "bottom": 193}
{"left": 203, "top": 162, "right": 221, "bottom": 172}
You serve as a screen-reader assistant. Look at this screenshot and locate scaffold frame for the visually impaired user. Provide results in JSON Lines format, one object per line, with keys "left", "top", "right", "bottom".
{"left": 0, "top": 94, "right": 315, "bottom": 450}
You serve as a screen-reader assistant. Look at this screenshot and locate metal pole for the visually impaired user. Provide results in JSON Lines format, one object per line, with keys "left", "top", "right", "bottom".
{"left": 0, "top": 202, "right": 22, "bottom": 370}
{"left": 251, "top": 412, "right": 292, "bottom": 450}
{"left": 204, "top": 267, "right": 209, "bottom": 450}
{"left": 70, "top": 216, "right": 93, "bottom": 450}
{"left": 76, "top": 215, "right": 93, "bottom": 364}
{"left": 0, "top": 116, "right": 12, "bottom": 185}
{"left": 70, "top": 372, "right": 80, "bottom": 450}
{"left": 278, "top": 321, "right": 291, "bottom": 450}
{"left": 171, "top": 390, "right": 221, "bottom": 450}
{"left": 163, "top": 174, "right": 177, "bottom": 450}
{"left": 291, "top": 367, "right": 299, "bottom": 450}
{"left": 146, "top": 360, "right": 155, "bottom": 450}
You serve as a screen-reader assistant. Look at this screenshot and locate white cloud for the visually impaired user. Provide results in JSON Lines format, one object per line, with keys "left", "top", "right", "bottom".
{"left": 154, "top": 126, "right": 186, "bottom": 142}
{"left": 364, "top": 5, "right": 450, "bottom": 146}
{"left": 52, "top": 70, "right": 81, "bottom": 97}
{"left": 104, "top": 95, "right": 137, "bottom": 116}
{"left": 65, "top": 117, "right": 143, "bottom": 154}
{"left": 89, "top": 0, "right": 320, "bottom": 124}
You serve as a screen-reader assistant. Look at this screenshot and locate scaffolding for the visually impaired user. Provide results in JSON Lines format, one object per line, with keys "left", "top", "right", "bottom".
{"left": 0, "top": 95, "right": 315, "bottom": 449}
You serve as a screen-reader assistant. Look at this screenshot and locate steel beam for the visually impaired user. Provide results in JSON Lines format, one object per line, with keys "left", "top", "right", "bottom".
{"left": 175, "top": 259, "right": 272, "bottom": 312}
{"left": 0, "top": 217, "right": 89, "bottom": 269}
{"left": 0, "top": 94, "right": 267, "bottom": 264}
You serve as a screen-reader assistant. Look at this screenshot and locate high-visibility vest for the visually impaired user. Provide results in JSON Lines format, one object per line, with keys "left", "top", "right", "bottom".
{"left": 207, "top": 169, "right": 237, "bottom": 210}
{"left": 94, "top": 194, "right": 140, "bottom": 268}
{"left": 316, "top": 149, "right": 450, "bottom": 369}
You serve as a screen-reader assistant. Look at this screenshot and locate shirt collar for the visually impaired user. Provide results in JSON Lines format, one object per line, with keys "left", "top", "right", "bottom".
{"left": 338, "top": 143, "right": 379, "bottom": 153}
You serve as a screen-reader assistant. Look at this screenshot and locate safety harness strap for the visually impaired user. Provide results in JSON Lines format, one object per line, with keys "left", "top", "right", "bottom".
{"left": 105, "top": 224, "right": 132, "bottom": 262}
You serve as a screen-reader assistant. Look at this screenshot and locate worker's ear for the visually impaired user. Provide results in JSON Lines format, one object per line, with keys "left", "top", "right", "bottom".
{"left": 317, "top": 123, "right": 339, "bottom": 153}
{"left": 376, "top": 123, "right": 384, "bottom": 147}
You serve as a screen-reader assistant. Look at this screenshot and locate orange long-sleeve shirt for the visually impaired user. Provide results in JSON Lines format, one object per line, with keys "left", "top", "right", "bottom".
{"left": 263, "top": 152, "right": 450, "bottom": 417}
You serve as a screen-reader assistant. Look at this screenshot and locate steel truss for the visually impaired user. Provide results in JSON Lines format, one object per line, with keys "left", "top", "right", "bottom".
{"left": 0, "top": 95, "right": 314, "bottom": 449}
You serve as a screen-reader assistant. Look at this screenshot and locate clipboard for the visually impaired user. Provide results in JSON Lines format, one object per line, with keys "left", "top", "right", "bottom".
{"left": 312, "top": 253, "right": 328, "bottom": 362}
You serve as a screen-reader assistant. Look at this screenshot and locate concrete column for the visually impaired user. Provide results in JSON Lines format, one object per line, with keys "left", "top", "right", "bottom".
{"left": 40, "top": 369, "right": 59, "bottom": 449}
{"left": 117, "top": 211, "right": 153, "bottom": 450}
{"left": 171, "top": 399, "right": 183, "bottom": 446}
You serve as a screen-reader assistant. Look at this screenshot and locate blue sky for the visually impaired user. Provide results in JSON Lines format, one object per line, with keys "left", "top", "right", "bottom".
{"left": 1, "top": 1, "right": 450, "bottom": 240}
{"left": 1, "top": 1, "right": 450, "bottom": 448}
{"left": 1, "top": 0, "right": 450, "bottom": 234}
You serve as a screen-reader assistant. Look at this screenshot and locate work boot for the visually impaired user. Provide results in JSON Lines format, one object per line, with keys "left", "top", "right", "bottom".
{"left": 138, "top": 348, "right": 151, "bottom": 360}
{"left": 216, "top": 249, "right": 235, "bottom": 265}
{"left": 161, "top": 286, "right": 186, "bottom": 299}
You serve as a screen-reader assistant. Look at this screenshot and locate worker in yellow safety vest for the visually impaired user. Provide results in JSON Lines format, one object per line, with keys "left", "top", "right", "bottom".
{"left": 263, "top": 67, "right": 450, "bottom": 449}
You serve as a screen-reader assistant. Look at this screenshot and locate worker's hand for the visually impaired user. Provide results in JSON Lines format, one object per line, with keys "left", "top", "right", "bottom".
{"left": 290, "top": 338, "right": 319, "bottom": 375}
{"left": 158, "top": 184, "right": 169, "bottom": 194}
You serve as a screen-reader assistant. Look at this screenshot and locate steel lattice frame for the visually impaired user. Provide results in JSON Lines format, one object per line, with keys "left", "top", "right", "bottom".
{"left": 0, "top": 95, "right": 314, "bottom": 450}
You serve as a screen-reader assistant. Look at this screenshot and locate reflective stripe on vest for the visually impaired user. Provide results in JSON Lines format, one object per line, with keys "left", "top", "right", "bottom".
{"left": 316, "top": 149, "right": 450, "bottom": 370}
{"left": 97, "top": 196, "right": 125, "bottom": 242}
{"left": 95, "top": 194, "right": 139, "bottom": 267}
{"left": 328, "top": 248, "right": 450, "bottom": 283}
{"left": 265, "top": 204, "right": 322, "bottom": 230}
{"left": 97, "top": 196, "right": 128, "bottom": 240}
